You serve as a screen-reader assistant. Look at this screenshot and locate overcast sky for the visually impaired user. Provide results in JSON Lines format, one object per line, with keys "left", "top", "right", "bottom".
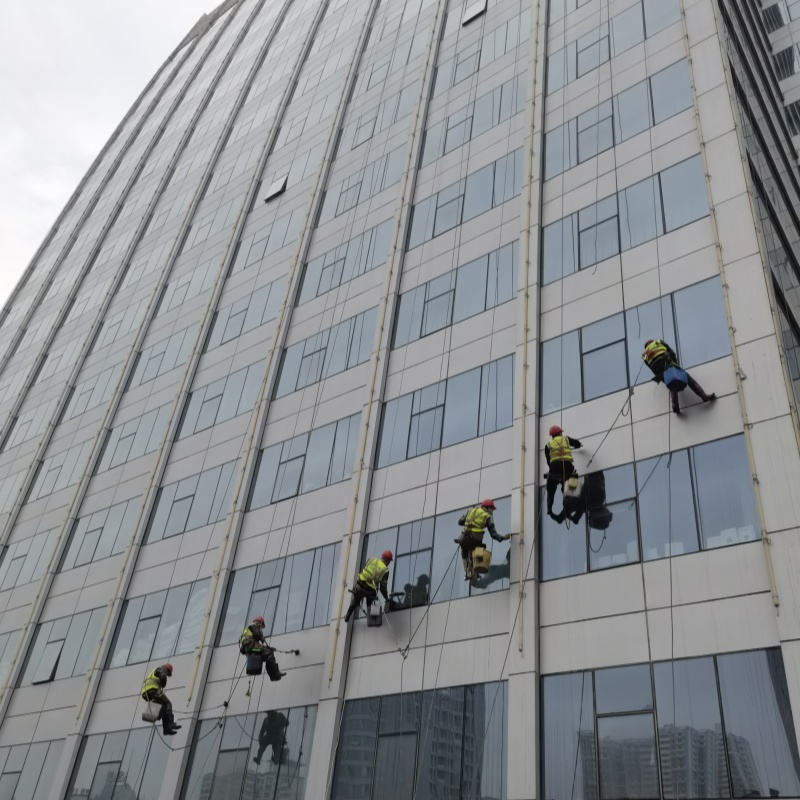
{"left": 0, "top": 1, "right": 216, "bottom": 310}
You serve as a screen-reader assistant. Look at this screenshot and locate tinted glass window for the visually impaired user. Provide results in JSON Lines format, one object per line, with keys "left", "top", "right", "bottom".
{"left": 595, "top": 664, "right": 653, "bottom": 713}
{"left": 541, "top": 433, "right": 757, "bottom": 580}
{"left": 638, "top": 450, "right": 699, "bottom": 559}
{"left": 660, "top": 156, "right": 708, "bottom": 232}
{"left": 182, "top": 706, "right": 317, "bottom": 800}
{"left": 717, "top": 649, "right": 800, "bottom": 798}
{"left": 653, "top": 657, "right": 731, "bottom": 799}
{"left": 614, "top": 80, "right": 651, "bottom": 142}
{"left": 542, "top": 155, "right": 708, "bottom": 284}
{"left": 541, "top": 332, "right": 581, "bottom": 413}
{"left": 673, "top": 277, "right": 730, "bottom": 367}
{"left": 650, "top": 59, "right": 692, "bottom": 124}
{"left": 587, "top": 465, "right": 638, "bottom": 571}
{"left": 377, "top": 357, "right": 513, "bottom": 467}
{"left": 544, "top": 650, "right": 800, "bottom": 800}
{"left": 610, "top": 4, "right": 644, "bottom": 54}
{"left": 692, "top": 436, "right": 758, "bottom": 549}
{"left": 619, "top": 176, "right": 663, "bottom": 251}
{"left": 330, "top": 683, "right": 507, "bottom": 800}
{"left": 542, "top": 672, "right": 597, "bottom": 800}
{"left": 545, "top": 278, "right": 727, "bottom": 411}
{"left": 441, "top": 369, "right": 479, "bottom": 447}
{"left": 643, "top": 0, "right": 680, "bottom": 34}
{"left": 597, "top": 715, "right": 659, "bottom": 800}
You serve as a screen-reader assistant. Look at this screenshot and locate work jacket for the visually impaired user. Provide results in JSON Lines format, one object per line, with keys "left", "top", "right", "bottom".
{"left": 545, "top": 435, "right": 582, "bottom": 467}
{"left": 241, "top": 625, "right": 266, "bottom": 652}
{"left": 358, "top": 558, "right": 390, "bottom": 592}
{"left": 547, "top": 435, "right": 573, "bottom": 462}
{"left": 642, "top": 340, "right": 678, "bottom": 376}
{"left": 142, "top": 667, "right": 168, "bottom": 697}
{"left": 459, "top": 506, "right": 504, "bottom": 543}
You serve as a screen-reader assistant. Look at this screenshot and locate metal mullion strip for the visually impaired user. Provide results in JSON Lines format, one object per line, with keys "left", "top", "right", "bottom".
{"left": 312, "top": 0, "right": 450, "bottom": 792}
{"left": 0, "top": 1, "right": 250, "bottom": 726}
{"left": 0, "top": 9, "right": 248, "bottom": 547}
{"left": 0, "top": 32, "right": 195, "bottom": 337}
{"left": 176, "top": 0, "right": 388, "bottom": 716}
{"left": 70, "top": 0, "right": 345, "bottom": 793}
{"left": 176, "top": 0, "right": 393, "bottom": 724}
{"left": 0, "top": 36, "right": 205, "bottom": 385}
{"left": 52, "top": 0, "right": 324, "bottom": 790}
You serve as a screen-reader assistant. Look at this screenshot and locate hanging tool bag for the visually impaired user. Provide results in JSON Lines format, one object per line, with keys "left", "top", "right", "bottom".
{"left": 246, "top": 650, "right": 264, "bottom": 676}
{"left": 367, "top": 602, "right": 383, "bottom": 627}
{"left": 472, "top": 546, "right": 491, "bottom": 575}
{"left": 663, "top": 366, "right": 688, "bottom": 392}
{"left": 142, "top": 702, "right": 161, "bottom": 724}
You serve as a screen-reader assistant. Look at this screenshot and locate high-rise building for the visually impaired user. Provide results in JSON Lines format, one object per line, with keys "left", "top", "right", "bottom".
{"left": 1, "top": 0, "right": 800, "bottom": 797}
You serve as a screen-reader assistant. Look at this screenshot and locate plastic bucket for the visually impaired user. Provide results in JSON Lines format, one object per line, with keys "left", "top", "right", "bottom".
{"left": 367, "top": 602, "right": 382, "bottom": 627}
{"left": 472, "top": 546, "right": 491, "bottom": 575}
{"left": 142, "top": 702, "right": 160, "bottom": 724}
{"left": 246, "top": 652, "right": 263, "bottom": 676}
{"left": 663, "top": 366, "right": 688, "bottom": 392}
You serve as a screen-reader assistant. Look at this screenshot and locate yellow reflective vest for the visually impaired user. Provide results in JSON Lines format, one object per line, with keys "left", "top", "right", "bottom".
{"left": 548, "top": 435, "right": 573, "bottom": 462}
{"left": 142, "top": 669, "right": 164, "bottom": 696}
{"left": 642, "top": 339, "right": 669, "bottom": 366}
{"left": 463, "top": 506, "right": 491, "bottom": 535}
{"left": 359, "top": 558, "right": 389, "bottom": 591}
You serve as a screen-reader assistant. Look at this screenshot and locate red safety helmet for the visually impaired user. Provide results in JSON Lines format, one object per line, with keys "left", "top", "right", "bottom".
{"left": 381, "top": 550, "right": 394, "bottom": 563}
{"left": 481, "top": 499, "right": 496, "bottom": 510}
{"left": 644, "top": 339, "right": 654, "bottom": 347}
{"left": 549, "top": 425, "right": 563, "bottom": 437}
{"left": 252, "top": 616, "right": 265, "bottom": 626}
{"left": 163, "top": 663, "right": 173, "bottom": 676}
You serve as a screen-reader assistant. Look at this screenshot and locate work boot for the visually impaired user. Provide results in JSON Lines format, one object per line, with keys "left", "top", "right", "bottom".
{"left": 253, "top": 756, "right": 262, "bottom": 765}
{"left": 703, "top": 393, "right": 717, "bottom": 402}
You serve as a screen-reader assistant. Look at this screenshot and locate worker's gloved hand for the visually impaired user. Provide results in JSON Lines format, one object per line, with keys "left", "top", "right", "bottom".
{"left": 502, "top": 534, "right": 511, "bottom": 540}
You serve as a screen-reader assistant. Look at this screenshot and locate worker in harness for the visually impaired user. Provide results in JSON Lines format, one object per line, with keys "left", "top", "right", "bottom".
{"left": 141, "top": 663, "right": 181, "bottom": 735}
{"left": 240, "top": 616, "right": 285, "bottom": 681}
{"left": 642, "top": 339, "right": 716, "bottom": 415}
{"left": 545, "top": 425, "right": 583, "bottom": 516}
{"left": 455, "top": 500, "right": 510, "bottom": 581}
{"left": 344, "top": 551, "right": 393, "bottom": 622}
{"left": 253, "top": 709, "right": 289, "bottom": 766}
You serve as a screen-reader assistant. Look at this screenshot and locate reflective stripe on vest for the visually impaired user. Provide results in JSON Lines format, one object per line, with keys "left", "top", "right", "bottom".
{"left": 463, "top": 506, "right": 491, "bottom": 535}
{"left": 143, "top": 669, "right": 162, "bottom": 694}
{"left": 642, "top": 340, "right": 668, "bottom": 365}
{"left": 359, "top": 558, "right": 389, "bottom": 590}
{"left": 548, "top": 435, "right": 573, "bottom": 462}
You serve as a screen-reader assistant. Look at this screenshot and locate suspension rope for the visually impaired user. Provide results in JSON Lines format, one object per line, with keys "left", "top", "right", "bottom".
{"left": 586, "top": 362, "right": 644, "bottom": 469}
{"left": 399, "top": 545, "right": 460, "bottom": 656}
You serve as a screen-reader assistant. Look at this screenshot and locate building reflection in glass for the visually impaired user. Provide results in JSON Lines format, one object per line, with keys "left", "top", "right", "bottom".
{"left": 331, "top": 681, "right": 507, "bottom": 799}
{"left": 543, "top": 649, "right": 800, "bottom": 800}
{"left": 181, "top": 705, "right": 316, "bottom": 800}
